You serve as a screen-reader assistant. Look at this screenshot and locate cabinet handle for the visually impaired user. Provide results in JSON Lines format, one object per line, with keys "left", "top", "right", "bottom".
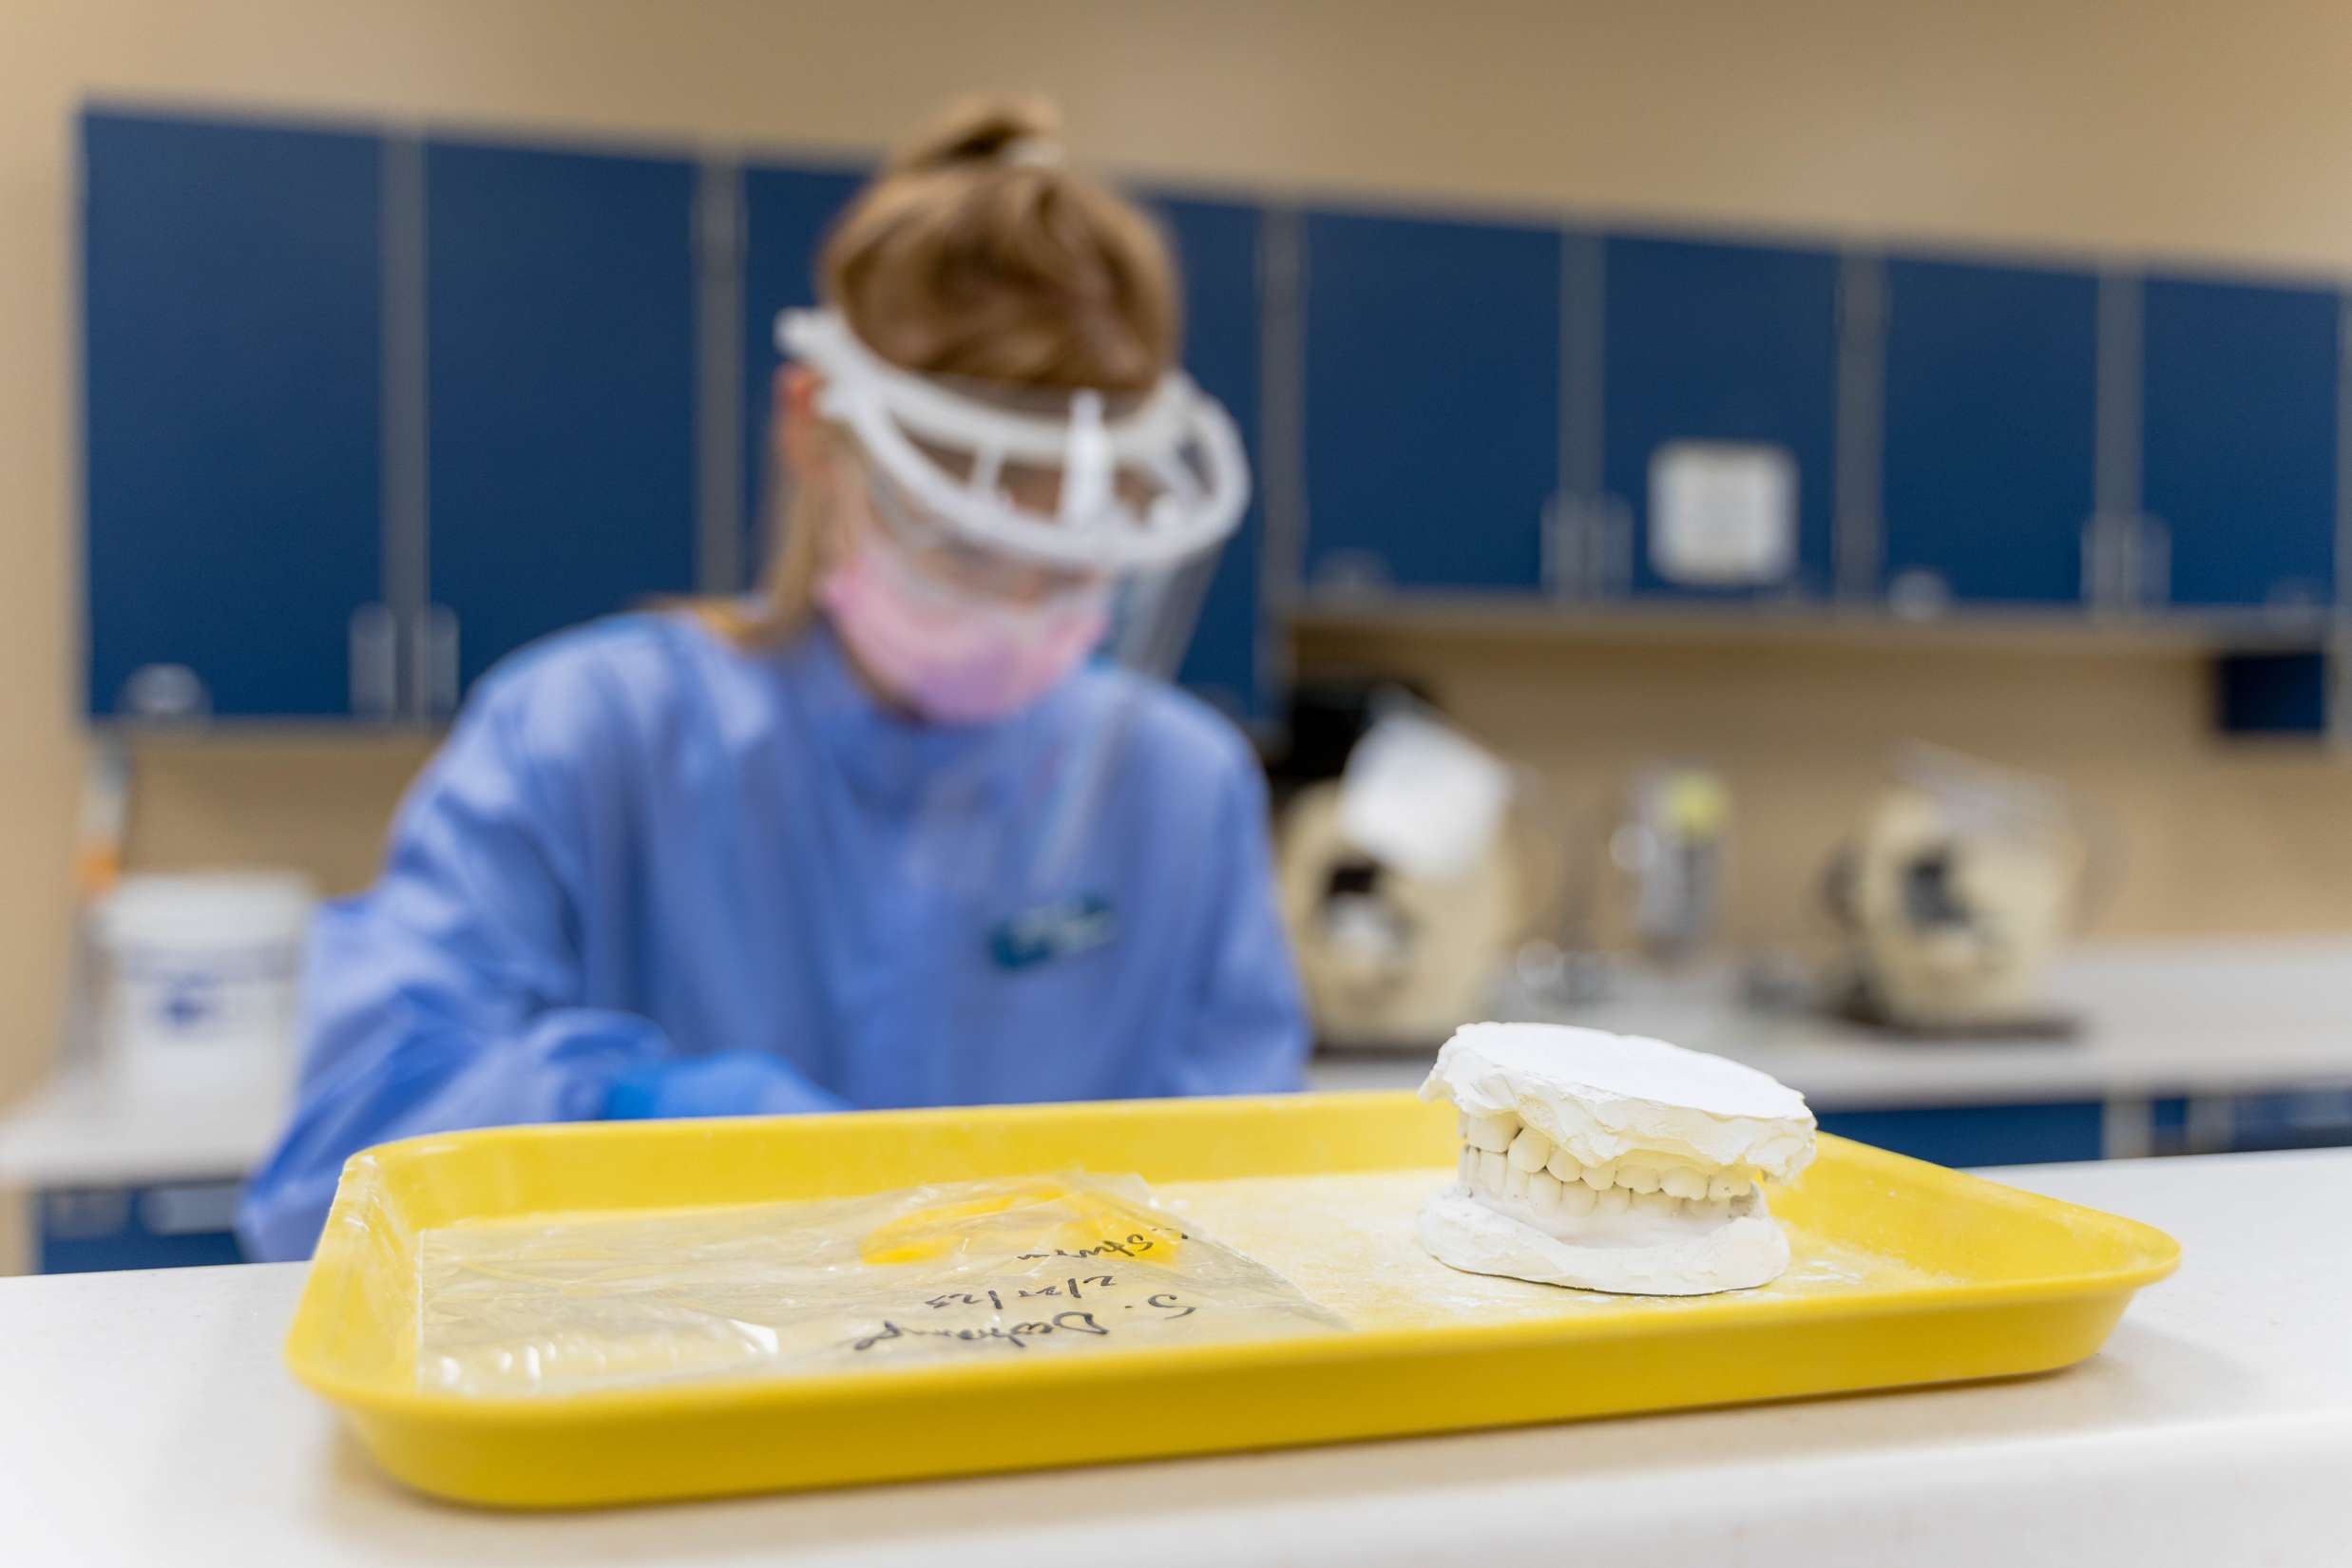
{"left": 2135, "top": 517, "right": 2170, "bottom": 609}
{"left": 42, "top": 1187, "right": 131, "bottom": 1241}
{"left": 2081, "top": 515, "right": 2138, "bottom": 613}
{"left": 1542, "top": 494, "right": 1631, "bottom": 601}
{"left": 1310, "top": 550, "right": 1391, "bottom": 600}
{"left": 1540, "top": 494, "right": 1586, "bottom": 599}
{"left": 348, "top": 603, "right": 396, "bottom": 717}
{"left": 2266, "top": 579, "right": 2324, "bottom": 614}
{"left": 136, "top": 1182, "right": 243, "bottom": 1237}
{"left": 1887, "top": 569, "right": 1951, "bottom": 620}
{"left": 426, "top": 605, "right": 460, "bottom": 717}
{"left": 118, "top": 662, "right": 211, "bottom": 722}
{"left": 1596, "top": 495, "right": 1633, "bottom": 599}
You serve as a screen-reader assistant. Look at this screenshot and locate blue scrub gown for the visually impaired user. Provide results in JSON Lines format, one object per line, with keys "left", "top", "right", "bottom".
{"left": 236, "top": 614, "right": 1307, "bottom": 1261}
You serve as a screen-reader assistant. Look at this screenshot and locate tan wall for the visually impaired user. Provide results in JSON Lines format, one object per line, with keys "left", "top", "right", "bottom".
{"left": 10, "top": 0, "right": 2352, "bottom": 1092}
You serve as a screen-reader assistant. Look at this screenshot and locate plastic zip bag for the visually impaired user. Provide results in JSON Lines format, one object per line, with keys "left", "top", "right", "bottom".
{"left": 417, "top": 1173, "right": 1348, "bottom": 1397}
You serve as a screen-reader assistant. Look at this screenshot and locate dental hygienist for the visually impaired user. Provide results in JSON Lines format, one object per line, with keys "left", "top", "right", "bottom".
{"left": 237, "top": 98, "right": 1308, "bottom": 1261}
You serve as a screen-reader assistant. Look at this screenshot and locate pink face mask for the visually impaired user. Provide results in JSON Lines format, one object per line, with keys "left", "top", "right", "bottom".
{"left": 817, "top": 532, "right": 1110, "bottom": 726}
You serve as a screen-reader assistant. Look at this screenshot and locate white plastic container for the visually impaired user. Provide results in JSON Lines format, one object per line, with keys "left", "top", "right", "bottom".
{"left": 1337, "top": 710, "right": 1513, "bottom": 882}
{"left": 93, "top": 871, "right": 316, "bottom": 1102}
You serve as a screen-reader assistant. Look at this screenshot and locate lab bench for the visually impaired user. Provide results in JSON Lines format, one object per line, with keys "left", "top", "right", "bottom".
{"left": 0, "top": 1066, "right": 282, "bottom": 1273}
{"left": 1309, "top": 936, "right": 2352, "bottom": 1167}
{"left": 1313, "top": 1061, "right": 2352, "bottom": 1167}
{"left": 4, "top": 1148, "right": 2344, "bottom": 1566}
{"left": 8, "top": 936, "right": 2346, "bottom": 1273}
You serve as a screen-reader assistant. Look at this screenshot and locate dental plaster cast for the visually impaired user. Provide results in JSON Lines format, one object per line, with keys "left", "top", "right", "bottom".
{"left": 1418, "top": 1023, "right": 1816, "bottom": 1295}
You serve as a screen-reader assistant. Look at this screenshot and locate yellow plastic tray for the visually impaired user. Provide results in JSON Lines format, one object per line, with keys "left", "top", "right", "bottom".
{"left": 286, "top": 1091, "right": 2177, "bottom": 1508}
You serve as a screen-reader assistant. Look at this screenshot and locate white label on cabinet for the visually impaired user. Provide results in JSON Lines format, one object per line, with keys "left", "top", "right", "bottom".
{"left": 1648, "top": 441, "right": 1797, "bottom": 587}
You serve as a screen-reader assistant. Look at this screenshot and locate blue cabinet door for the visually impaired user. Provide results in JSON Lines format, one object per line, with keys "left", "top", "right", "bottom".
{"left": 1603, "top": 236, "right": 1840, "bottom": 599}
{"left": 1302, "top": 211, "right": 1559, "bottom": 592}
{"left": 2142, "top": 277, "right": 2340, "bottom": 610}
{"left": 2228, "top": 1089, "right": 2352, "bottom": 1151}
{"left": 1881, "top": 259, "right": 2099, "bottom": 605}
{"left": 37, "top": 1181, "right": 246, "bottom": 1273}
{"left": 426, "top": 141, "right": 700, "bottom": 696}
{"left": 1815, "top": 1101, "right": 2107, "bottom": 1166}
{"left": 83, "top": 110, "right": 384, "bottom": 717}
{"left": 739, "top": 163, "right": 867, "bottom": 584}
{"left": 1153, "top": 197, "right": 1266, "bottom": 721}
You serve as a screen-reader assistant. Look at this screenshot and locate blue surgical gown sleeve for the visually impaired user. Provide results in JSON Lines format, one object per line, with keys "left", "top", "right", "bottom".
{"left": 1157, "top": 750, "right": 1312, "bottom": 1098}
{"left": 234, "top": 656, "right": 838, "bottom": 1263}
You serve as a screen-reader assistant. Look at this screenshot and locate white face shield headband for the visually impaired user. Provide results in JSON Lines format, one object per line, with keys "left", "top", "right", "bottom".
{"left": 776, "top": 308, "right": 1251, "bottom": 577}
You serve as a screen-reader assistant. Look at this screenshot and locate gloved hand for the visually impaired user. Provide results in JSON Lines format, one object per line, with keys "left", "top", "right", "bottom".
{"left": 603, "top": 1050, "right": 846, "bottom": 1120}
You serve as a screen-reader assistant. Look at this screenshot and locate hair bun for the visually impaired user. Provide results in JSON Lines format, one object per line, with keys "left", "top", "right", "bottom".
{"left": 890, "top": 94, "right": 1065, "bottom": 175}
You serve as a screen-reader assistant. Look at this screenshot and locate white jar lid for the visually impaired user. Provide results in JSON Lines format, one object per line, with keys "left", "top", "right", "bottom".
{"left": 96, "top": 870, "right": 316, "bottom": 948}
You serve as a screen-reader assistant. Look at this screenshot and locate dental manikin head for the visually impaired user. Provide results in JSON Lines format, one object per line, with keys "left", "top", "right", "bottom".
{"left": 1419, "top": 1023, "right": 1817, "bottom": 1295}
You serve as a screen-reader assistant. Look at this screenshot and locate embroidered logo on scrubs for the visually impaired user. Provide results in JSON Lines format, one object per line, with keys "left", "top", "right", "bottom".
{"left": 988, "top": 894, "right": 1118, "bottom": 970}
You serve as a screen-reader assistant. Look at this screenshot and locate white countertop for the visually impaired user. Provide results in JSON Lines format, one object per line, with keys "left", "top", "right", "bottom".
{"left": 5, "top": 1148, "right": 2347, "bottom": 1567}
{"left": 0, "top": 1061, "right": 287, "bottom": 1189}
{"left": 4, "top": 937, "right": 2345, "bottom": 1192}
{"left": 1312, "top": 936, "right": 2352, "bottom": 1109}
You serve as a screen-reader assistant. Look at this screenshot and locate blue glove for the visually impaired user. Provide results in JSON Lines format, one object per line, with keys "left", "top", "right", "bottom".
{"left": 604, "top": 1050, "right": 847, "bottom": 1120}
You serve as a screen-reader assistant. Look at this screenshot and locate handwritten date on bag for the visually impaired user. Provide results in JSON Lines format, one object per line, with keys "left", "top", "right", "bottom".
{"left": 1015, "top": 1229, "right": 1189, "bottom": 1262}
{"left": 927, "top": 1275, "right": 1116, "bottom": 1310}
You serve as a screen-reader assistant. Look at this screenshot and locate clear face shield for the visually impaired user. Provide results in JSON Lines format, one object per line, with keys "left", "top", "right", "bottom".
{"left": 775, "top": 310, "right": 1252, "bottom": 964}
{"left": 779, "top": 308, "right": 1247, "bottom": 686}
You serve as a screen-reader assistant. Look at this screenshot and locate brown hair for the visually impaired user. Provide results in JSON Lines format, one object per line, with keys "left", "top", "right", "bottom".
{"left": 704, "top": 96, "right": 1180, "bottom": 644}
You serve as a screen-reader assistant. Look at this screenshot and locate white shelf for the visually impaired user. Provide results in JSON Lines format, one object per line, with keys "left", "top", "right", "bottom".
{"left": 1292, "top": 590, "right": 2349, "bottom": 656}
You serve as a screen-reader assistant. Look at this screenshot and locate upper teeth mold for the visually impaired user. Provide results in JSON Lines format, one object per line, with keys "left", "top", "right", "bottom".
{"left": 1417, "top": 1022, "right": 1817, "bottom": 1296}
